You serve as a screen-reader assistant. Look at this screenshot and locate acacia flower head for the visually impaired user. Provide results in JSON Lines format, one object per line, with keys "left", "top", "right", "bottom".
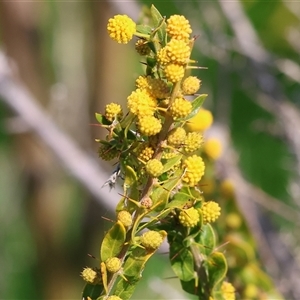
{"left": 204, "top": 138, "right": 223, "bottom": 160}
{"left": 164, "top": 63, "right": 185, "bottom": 83}
{"left": 81, "top": 267, "right": 101, "bottom": 285}
{"left": 221, "top": 281, "right": 236, "bottom": 300}
{"left": 138, "top": 116, "right": 162, "bottom": 136}
{"left": 165, "top": 39, "right": 191, "bottom": 65}
{"left": 136, "top": 143, "right": 155, "bottom": 162}
{"left": 105, "top": 102, "right": 123, "bottom": 122}
{"left": 184, "top": 132, "right": 203, "bottom": 153}
{"left": 167, "top": 127, "right": 186, "bottom": 146}
{"left": 166, "top": 15, "right": 192, "bottom": 40}
{"left": 145, "top": 159, "right": 163, "bottom": 177}
{"left": 185, "top": 108, "right": 213, "bottom": 132}
{"left": 169, "top": 97, "right": 192, "bottom": 120}
{"left": 107, "top": 15, "right": 136, "bottom": 44}
{"left": 182, "top": 76, "right": 201, "bottom": 95}
{"left": 141, "top": 230, "right": 165, "bottom": 250}
{"left": 117, "top": 210, "right": 132, "bottom": 227}
{"left": 178, "top": 207, "right": 200, "bottom": 227}
{"left": 182, "top": 155, "right": 205, "bottom": 186}
{"left": 201, "top": 201, "right": 221, "bottom": 224}
{"left": 127, "top": 89, "right": 157, "bottom": 117}
{"left": 105, "top": 257, "right": 122, "bottom": 273}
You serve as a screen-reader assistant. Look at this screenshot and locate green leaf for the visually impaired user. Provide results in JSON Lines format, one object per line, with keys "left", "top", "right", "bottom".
{"left": 169, "top": 241, "right": 195, "bottom": 281}
{"left": 123, "top": 165, "right": 138, "bottom": 188}
{"left": 151, "top": 172, "right": 182, "bottom": 211}
{"left": 100, "top": 221, "right": 126, "bottom": 262}
{"left": 205, "top": 252, "right": 227, "bottom": 289}
{"left": 95, "top": 112, "right": 111, "bottom": 125}
{"left": 180, "top": 278, "right": 198, "bottom": 296}
{"left": 82, "top": 283, "right": 103, "bottom": 300}
{"left": 150, "top": 5, "right": 167, "bottom": 46}
{"left": 114, "top": 247, "right": 157, "bottom": 300}
{"left": 161, "top": 154, "right": 182, "bottom": 174}
{"left": 195, "top": 224, "right": 216, "bottom": 256}
{"left": 136, "top": 24, "right": 152, "bottom": 35}
{"left": 182, "top": 94, "right": 208, "bottom": 121}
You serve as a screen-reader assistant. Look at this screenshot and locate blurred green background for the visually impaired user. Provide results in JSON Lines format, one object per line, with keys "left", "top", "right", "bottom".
{"left": 0, "top": 1, "right": 300, "bottom": 299}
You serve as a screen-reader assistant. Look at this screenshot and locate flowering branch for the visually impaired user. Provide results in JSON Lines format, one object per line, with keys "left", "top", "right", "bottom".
{"left": 81, "top": 6, "right": 232, "bottom": 300}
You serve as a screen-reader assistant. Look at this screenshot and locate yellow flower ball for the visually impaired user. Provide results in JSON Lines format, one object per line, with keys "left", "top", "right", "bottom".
{"left": 138, "top": 116, "right": 162, "bottom": 136}
{"left": 221, "top": 281, "right": 235, "bottom": 300}
{"left": 167, "top": 127, "right": 186, "bottom": 146}
{"left": 145, "top": 159, "right": 163, "bottom": 177}
{"left": 169, "top": 97, "right": 192, "bottom": 120}
{"left": 184, "top": 132, "right": 203, "bottom": 153}
{"left": 141, "top": 230, "right": 165, "bottom": 250}
{"left": 220, "top": 179, "right": 235, "bottom": 199}
{"left": 117, "top": 210, "right": 132, "bottom": 227}
{"left": 165, "top": 39, "right": 191, "bottom": 65}
{"left": 201, "top": 201, "right": 221, "bottom": 224}
{"left": 203, "top": 138, "right": 223, "bottom": 160}
{"left": 107, "top": 15, "right": 136, "bottom": 44}
{"left": 136, "top": 143, "right": 155, "bottom": 162}
{"left": 127, "top": 89, "right": 157, "bottom": 117}
{"left": 105, "top": 103, "right": 123, "bottom": 122}
{"left": 185, "top": 108, "right": 213, "bottom": 132}
{"left": 166, "top": 15, "right": 192, "bottom": 41}
{"left": 178, "top": 207, "right": 200, "bottom": 228}
{"left": 182, "top": 155, "right": 205, "bottom": 186}
{"left": 182, "top": 76, "right": 201, "bottom": 95}
{"left": 81, "top": 267, "right": 101, "bottom": 285}
{"left": 164, "top": 63, "right": 185, "bottom": 83}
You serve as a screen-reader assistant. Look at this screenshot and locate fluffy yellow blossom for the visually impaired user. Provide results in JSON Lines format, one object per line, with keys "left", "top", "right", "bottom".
{"left": 105, "top": 257, "right": 122, "bottom": 273}
{"left": 185, "top": 108, "right": 213, "bottom": 132}
{"left": 221, "top": 282, "right": 235, "bottom": 300}
{"left": 165, "top": 39, "right": 191, "bottom": 65}
{"left": 184, "top": 132, "right": 203, "bottom": 153}
{"left": 136, "top": 143, "right": 155, "bottom": 161}
{"left": 164, "top": 64, "right": 185, "bottom": 83}
{"left": 127, "top": 89, "right": 157, "bottom": 117}
{"left": 105, "top": 103, "right": 123, "bottom": 122}
{"left": 147, "top": 77, "right": 170, "bottom": 99}
{"left": 135, "top": 75, "right": 150, "bottom": 90}
{"left": 182, "top": 155, "right": 205, "bottom": 186}
{"left": 141, "top": 230, "right": 166, "bottom": 250}
{"left": 138, "top": 116, "right": 162, "bottom": 136}
{"left": 220, "top": 179, "right": 235, "bottom": 199}
{"left": 182, "top": 76, "right": 201, "bottom": 95}
{"left": 157, "top": 47, "right": 169, "bottom": 65}
{"left": 166, "top": 15, "right": 192, "bottom": 40}
{"left": 178, "top": 207, "right": 200, "bottom": 227}
{"left": 81, "top": 267, "right": 101, "bottom": 285}
{"left": 107, "top": 15, "right": 136, "bottom": 44}
{"left": 167, "top": 127, "right": 186, "bottom": 146}
{"left": 201, "top": 201, "right": 221, "bottom": 224}
{"left": 145, "top": 159, "right": 163, "bottom": 177}
{"left": 117, "top": 210, "right": 132, "bottom": 227}
{"left": 169, "top": 97, "right": 192, "bottom": 119}
{"left": 204, "top": 138, "right": 223, "bottom": 160}
{"left": 226, "top": 213, "right": 242, "bottom": 229}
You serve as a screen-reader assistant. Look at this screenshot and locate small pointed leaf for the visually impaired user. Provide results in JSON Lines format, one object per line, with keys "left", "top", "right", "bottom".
{"left": 205, "top": 252, "right": 227, "bottom": 289}
{"left": 100, "top": 221, "right": 126, "bottom": 262}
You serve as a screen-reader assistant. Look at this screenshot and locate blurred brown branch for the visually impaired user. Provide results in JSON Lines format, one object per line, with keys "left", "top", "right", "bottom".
{"left": 0, "top": 51, "right": 120, "bottom": 210}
